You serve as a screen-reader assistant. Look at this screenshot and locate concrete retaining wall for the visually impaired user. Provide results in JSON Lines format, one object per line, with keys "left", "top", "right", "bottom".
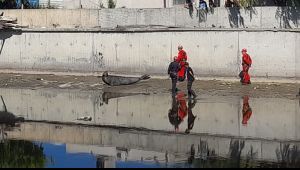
{"left": 0, "top": 30, "right": 299, "bottom": 79}
{"left": 1, "top": 7, "right": 299, "bottom": 29}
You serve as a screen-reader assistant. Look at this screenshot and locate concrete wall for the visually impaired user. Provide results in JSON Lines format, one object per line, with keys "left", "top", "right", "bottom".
{"left": 1, "top": 7, "right": 299, "bottom": 29}
{"left": 63, "top": 0, "right": 174, "bottom": 9}
{"left": 0, "top": 30, "right": 299, "bottom": 79}
{"left": 1, "top": 88, "right": 300, "bottom": 141}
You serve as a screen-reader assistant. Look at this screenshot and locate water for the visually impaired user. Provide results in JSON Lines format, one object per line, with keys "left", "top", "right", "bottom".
{"left": 0, "top": 88, "right": 300, "bottom": 168}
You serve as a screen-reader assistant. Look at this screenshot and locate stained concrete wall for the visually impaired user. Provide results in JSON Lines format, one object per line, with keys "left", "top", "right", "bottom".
{"left": 1, "top": 88, "right": 300, "bottom": 141}
{"left": 0, "top": 7, "right": 299, "bottom": 29}
{"left": 63, "top": 0, "right": 174, "bottom": 9}
{"left": 0, "top": 30, "right": 299, "bottom": 79}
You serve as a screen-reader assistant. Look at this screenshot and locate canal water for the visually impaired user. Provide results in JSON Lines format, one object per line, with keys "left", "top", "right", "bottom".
{"left": 0, "top": 88, "right": 299, "bottom": 168}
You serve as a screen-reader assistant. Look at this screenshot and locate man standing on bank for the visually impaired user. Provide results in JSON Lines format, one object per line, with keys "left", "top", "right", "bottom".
{"left": 168, "top": 56, "right": 181, "bottom": 95}
{"left": 176, "top": 45, "right": 188, "bottom": 82}
{"left": 186, "top": 62, "right": 197, "bottom": 99}
{"left": 241, "top": 48, "right": 252, "bottom": 85}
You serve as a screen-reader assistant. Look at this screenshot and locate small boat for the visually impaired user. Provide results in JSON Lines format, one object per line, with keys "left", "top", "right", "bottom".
{"left": 102, "top": 71, "right": 150, "bottom": 86}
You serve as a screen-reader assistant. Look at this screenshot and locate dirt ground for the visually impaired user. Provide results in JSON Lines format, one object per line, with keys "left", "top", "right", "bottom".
{"left": 0, "top": 73, "right": 299, "bottom": 99}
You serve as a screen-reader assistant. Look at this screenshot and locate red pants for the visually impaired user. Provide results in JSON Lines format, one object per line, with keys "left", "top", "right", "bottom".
{"left": 242, "top": 64, "right": 251, "bottom": 84}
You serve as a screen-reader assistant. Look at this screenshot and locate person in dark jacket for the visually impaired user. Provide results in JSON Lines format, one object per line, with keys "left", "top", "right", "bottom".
{"left": 168, "top": 56, "right": 181, "bottom": 95}
{"left": 185, "top": 62, "right": 197, "bottom": 99}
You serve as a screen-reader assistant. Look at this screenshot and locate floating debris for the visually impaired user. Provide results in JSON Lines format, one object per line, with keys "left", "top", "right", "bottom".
{"left": 77, "top": 116, "right": 92, "bottom": 121}
{"left": 59, "top": 83, "right": 72, "bottom": 88}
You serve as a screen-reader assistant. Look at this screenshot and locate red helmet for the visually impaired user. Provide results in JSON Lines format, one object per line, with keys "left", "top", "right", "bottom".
{"left": 242, "top": 48, "right": 247, "bottom": 53}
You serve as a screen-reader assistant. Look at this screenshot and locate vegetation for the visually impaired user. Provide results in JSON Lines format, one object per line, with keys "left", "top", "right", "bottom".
{"left": 108, "top": 0, "right": 116, "bottom": 9}
{"left": 238, "top": 0, "right": 259, "bottom": 8}
{"left": 238, "top": 0, "right": 300, "bottom": 7}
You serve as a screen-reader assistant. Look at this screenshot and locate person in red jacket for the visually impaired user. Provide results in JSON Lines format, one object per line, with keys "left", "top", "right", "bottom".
{"left": 242, "top": 96, "right": 252, "bottom": 125}
{"left": 241, "top": 49, "right": 252, "bottom": 85}
{"left": 176, "top": 45, "right": 188, "bottom": 82}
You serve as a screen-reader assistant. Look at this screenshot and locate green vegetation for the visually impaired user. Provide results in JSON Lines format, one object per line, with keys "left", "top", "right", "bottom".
{"left": 108, "top": 0, "right": 116, "bottom": 9}
{"left": 238, "top": 0, "right": 259, "bottom": 8}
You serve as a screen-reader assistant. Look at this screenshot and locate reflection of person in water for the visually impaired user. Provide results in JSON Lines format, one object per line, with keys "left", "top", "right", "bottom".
{"left": 0, "top": 96, "right": 24, "bottom": 127}
{"left": 176, "top": 92, "right": 188, "bottom": 132}
{"left": 169, "top": 91, "right": 197, "bottom": 133}
{"left": 168, "top": 92, "right": 187, "bottom": 132}
{"left": 242, "top": 96, "right": 252, "bottom": 125}
{"left": 185, "top": 98, "right": 197, "bottom": 134}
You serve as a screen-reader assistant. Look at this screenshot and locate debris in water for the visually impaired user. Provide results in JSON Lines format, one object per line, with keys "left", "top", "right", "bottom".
{"left": 59, "top": 83, "right": 72, "bottom": 88}
{"left": 77, "top": 116, "right": 92, "bottom": 121}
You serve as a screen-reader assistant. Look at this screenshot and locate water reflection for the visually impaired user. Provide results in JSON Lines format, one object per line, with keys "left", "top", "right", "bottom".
{"left": 3, "top": 122, "right": 300, "bottom": 168}
{"left": 168, "top": 92, "right": 186, "bottom": 132}
{"left": 242, "top": 96, "right": 253, "bottom": 126}
{"left": 186, "top": 98, "right": 197, "bottom": 134}
{"left": 0, "top": 96, "right": 24, "bottom": 142}
{"left": 0, "top": 87, "right": 299, "bottom": 167}
{"left": 0, "top": 140, "right": 46, "bottom": 168}
{"left": 276, "top": 143, "right": 300, "bottom": 168}
{"left": 101, "top": 92, "right": 144, "bottom": 105}
{"left": 0, "top": 96, "right": 24, "bottom": 127}
{"left": 168, "top": 91, "right": 197, "bottom": 133}
{"left": 0, "top": 88, "right": 298, "bottom": 141}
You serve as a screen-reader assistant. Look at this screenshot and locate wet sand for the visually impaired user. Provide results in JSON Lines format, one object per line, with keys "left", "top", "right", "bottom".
{"left": 0, "top": 73, "right": 299, "bottom": 99}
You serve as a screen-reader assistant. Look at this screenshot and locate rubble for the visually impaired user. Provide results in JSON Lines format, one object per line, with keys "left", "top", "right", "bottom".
{"left": 0, "top": 12, "right": 27, "bottom": 30}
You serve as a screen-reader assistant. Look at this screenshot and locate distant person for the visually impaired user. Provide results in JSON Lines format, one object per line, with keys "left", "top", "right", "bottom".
{"left": 242, "top": 96, "right": 252, "bottom": 125}
{"left": 274, "top": 0, "right": 287, "bottom": 6}
{"left": 199, "top": 0, "right": 208, "bottom": 10}
{"left": 168, "top": 56, "right": 180, "bottom": 95}
{"left": 186, "top": 0, "right": 194, "bottom": 17}
{"left": 176, "top": 45, "right": 188, "bottom": 82}
{"left": 209, "top": 0, "right": 216, "bottom": 8}
{"left": 225, "top": 0, "right": 239, "bottom": 7}
{"left": 185, "top": 62, "right": 197, "bottom": 99}
{"left": 240, "top": 48, "right": 252, "bottom": 85}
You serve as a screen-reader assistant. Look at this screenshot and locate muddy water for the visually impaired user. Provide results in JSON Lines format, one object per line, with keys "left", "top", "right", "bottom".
{"left": 0, "top": 88, "right": 300, "bottom": 168}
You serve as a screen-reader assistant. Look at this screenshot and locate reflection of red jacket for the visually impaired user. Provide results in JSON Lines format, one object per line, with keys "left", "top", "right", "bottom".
{"left": 176, "top": 92, "right": 188, "bottom": 120}
{"left": 242, "top": 96, "right": 252, "bottom": 125}
{"left": 242, "top": 53, "right": 252, "bottom": 66}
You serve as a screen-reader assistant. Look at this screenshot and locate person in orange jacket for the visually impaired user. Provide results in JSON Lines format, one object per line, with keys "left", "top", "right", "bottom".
{"left": 176, "top": 45, "right": 188, "bottom": 82}
{"left": 240, "top": 48, "right": 252, "bottom": 85}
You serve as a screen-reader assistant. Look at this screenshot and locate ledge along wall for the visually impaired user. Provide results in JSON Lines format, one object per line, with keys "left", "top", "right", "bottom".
{"left": 0, "top": 7, "right": 299, "bottom": 29}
